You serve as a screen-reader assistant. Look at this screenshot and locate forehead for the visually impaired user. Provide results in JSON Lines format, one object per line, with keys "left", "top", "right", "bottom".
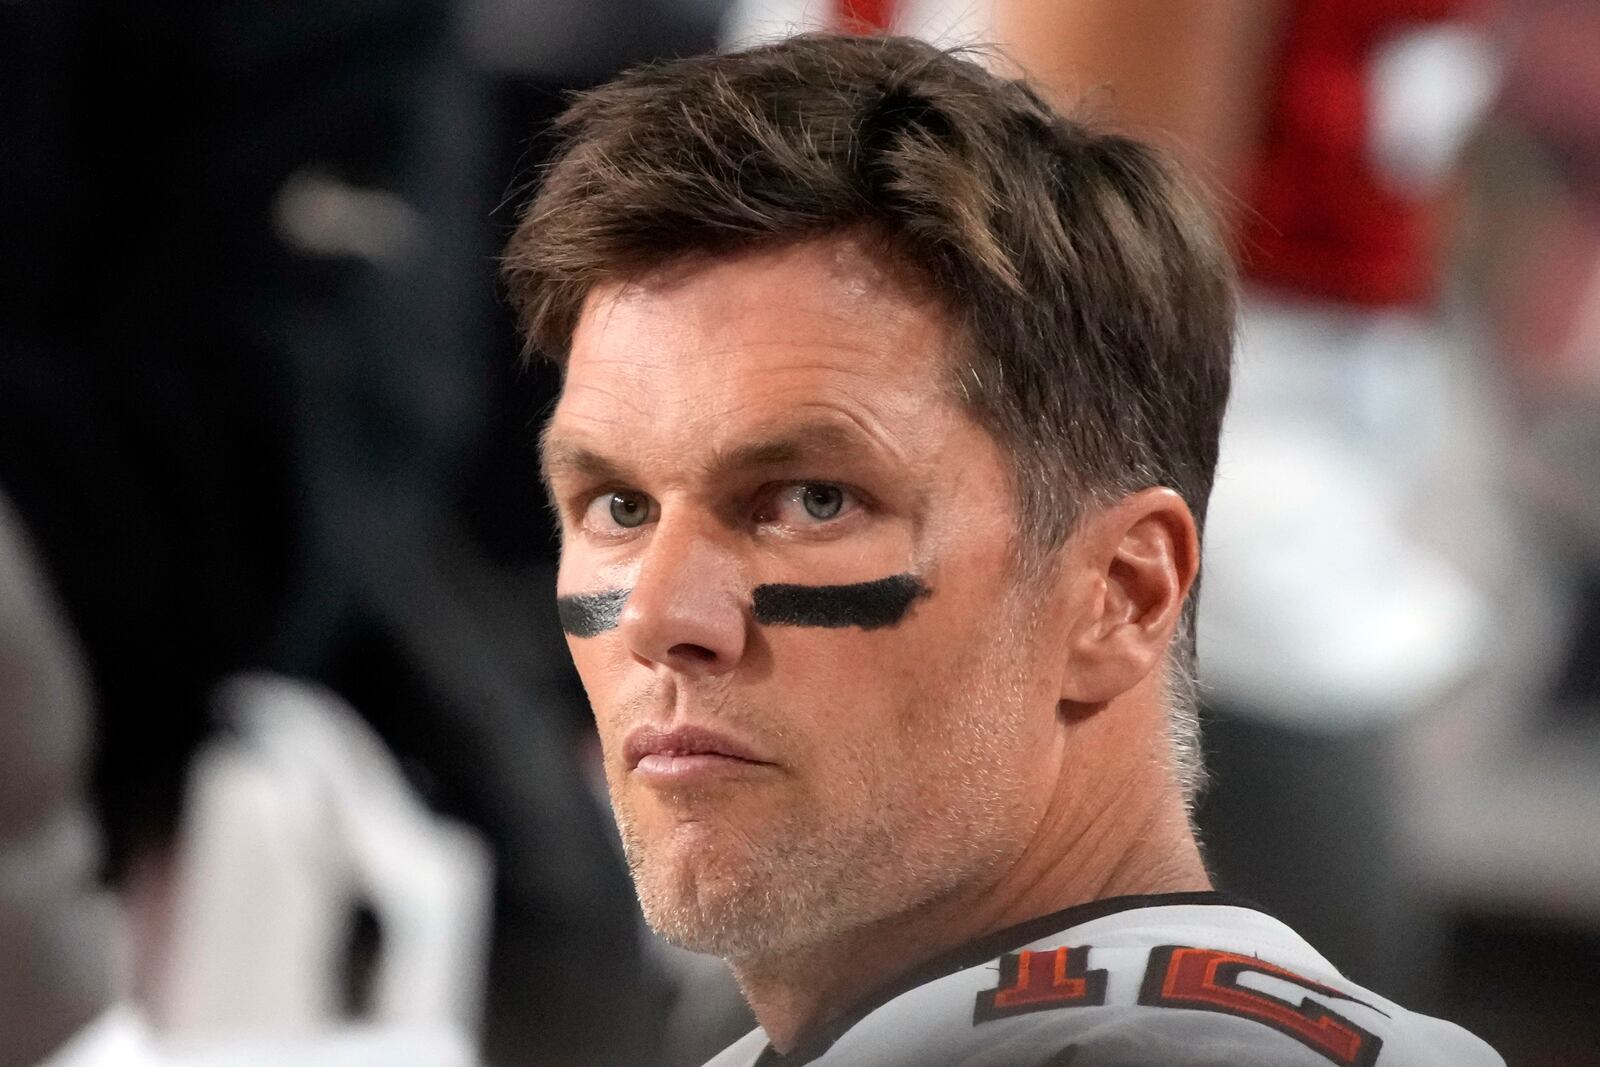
{"left": 548, "top": 236, "right": 963, "bottom": 468}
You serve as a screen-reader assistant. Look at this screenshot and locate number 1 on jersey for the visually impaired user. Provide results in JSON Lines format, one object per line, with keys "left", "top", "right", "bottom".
{"left": 973, "top": 947, "right": 1108, "bottom": 1023}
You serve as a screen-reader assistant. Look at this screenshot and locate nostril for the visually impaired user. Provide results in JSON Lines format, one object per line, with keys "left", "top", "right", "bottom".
{"left": 668, "top": 643, "right": 718, "bottom": 664}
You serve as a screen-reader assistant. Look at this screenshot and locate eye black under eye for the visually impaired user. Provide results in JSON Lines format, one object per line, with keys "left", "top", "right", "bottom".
{"left": 609, "top": 491, "right": 650, "bottom": 528}
{"left": 801, "top": 484, "right": 844, "bottom": 520}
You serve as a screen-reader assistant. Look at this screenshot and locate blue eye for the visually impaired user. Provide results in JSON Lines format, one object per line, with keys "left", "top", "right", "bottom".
{"left": 582, "top": 490, "right": 654, "bottom": 532}
{"left": 609, "top": 491, "right": 650, "bottom": 528}
{"left": 767, "top": 483, "right": 855, "bottom": 526}
{"left": 801, "top": 484, "right": 843, "bottom": 520}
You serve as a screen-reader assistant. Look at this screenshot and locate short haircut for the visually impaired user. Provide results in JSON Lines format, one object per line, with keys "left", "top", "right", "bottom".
{"left": 503, "top": 34, "right": 1235, "bottom": 799}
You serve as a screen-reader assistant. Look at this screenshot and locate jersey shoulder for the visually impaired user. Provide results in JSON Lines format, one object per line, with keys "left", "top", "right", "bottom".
{"left": 711, "top": 902, "right": 1504, "bottom": 1067}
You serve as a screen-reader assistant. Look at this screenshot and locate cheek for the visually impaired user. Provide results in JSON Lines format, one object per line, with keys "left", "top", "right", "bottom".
{"left": 767, "top": 617, "right": 981, "bottom": 755}
{"left": 564, "top": 636, "right": 606, "bottom": 695}
{"left": 881, "top": 597, "right": 1041, "bottom": 753}
{"left": 564, "top": 637, "right": 634, "bottom": 739}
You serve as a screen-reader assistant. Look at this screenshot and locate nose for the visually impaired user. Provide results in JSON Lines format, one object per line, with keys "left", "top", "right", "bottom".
{"left": 619, "top": 518, "right": 748, "bottom": 676}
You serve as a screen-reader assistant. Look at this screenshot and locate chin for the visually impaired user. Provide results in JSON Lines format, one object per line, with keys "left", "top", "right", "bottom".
{"left": 619, "top": 812, "right": 806, "bottom": 958}
{"left": 616, "top": 777, "right": 1010, "bottom": 962}
{"left": 632, "top": 849, "right": 785, "bottom": 959}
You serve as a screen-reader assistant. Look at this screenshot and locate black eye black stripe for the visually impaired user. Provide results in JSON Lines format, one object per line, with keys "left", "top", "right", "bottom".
{"left": 556, "top": 587, "right": 630, "bottom": 637}
{"left": 752, "top": 574, "right": 929, "bottom": 629}
{"left": 556, "top": 574, "right": 931, "bottom": 637}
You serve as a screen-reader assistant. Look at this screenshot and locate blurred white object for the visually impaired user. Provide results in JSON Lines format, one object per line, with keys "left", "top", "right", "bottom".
{"left": 148, "top": 675, "right": 492, "bottom": 1052}
{"left": 1198, "top": 293, "right": 1488, "bottom": 723}
{"left": 1200, "top": 425, "right": 1486, "bottom": 722}
{"left": 41, "top": 1007, "right": 476, "bottom": 1067}
{"left": 1370, "top": 26, "right": 1500, "bottom": 195}
{"left": 721, "top": 0, "right": 992, "bottom": 52}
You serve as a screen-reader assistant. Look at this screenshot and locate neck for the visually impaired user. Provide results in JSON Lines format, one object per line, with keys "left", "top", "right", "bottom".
{"left": 730, "top": 735, "right": 1210, "bottom": 1053}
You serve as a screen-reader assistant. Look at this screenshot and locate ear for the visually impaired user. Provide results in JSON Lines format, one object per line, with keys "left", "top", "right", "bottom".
{"left": 1057, "top": 488, "right": 1199, "bottom": 705}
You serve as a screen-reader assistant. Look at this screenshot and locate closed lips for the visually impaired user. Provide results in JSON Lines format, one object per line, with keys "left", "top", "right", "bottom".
{"left": 624, "top": 725, "right": 772, "bottom": 769}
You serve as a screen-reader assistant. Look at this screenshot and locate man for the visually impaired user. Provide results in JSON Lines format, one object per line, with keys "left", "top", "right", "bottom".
{"left": 504, "top": 33, "right": 1502, "bottom": 1066}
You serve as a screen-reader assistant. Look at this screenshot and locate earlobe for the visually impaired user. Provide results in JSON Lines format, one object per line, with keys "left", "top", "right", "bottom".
{"left": 1058, "top": 488, "right": 1199, "bottom": 705}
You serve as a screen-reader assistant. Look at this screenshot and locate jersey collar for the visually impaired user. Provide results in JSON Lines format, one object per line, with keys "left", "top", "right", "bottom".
{"left": 752, "top": 890, "right": 1258, "bottom": 1066}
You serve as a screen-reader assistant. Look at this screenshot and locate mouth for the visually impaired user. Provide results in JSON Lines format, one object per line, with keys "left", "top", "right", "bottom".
{"left": 623, "top": 724, "right": 776, "bottom": 781}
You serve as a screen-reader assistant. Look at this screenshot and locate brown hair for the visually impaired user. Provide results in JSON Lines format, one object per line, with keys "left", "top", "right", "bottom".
{"left": 503, "top": 33, "right": 1234, "bottom": 794}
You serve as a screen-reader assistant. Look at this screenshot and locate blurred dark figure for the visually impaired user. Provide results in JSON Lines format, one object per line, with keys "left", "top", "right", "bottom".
{"left": 0, "top": 3, "right": 667, "bottom": 1063}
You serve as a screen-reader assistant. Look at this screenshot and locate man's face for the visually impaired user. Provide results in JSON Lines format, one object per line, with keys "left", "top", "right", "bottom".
{"left": 543, "top": 237, "right": 1070, "bottom": 960}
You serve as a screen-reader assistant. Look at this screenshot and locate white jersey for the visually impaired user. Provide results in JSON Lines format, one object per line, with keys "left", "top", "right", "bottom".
{"left": 703, "top": 893, "right": 1502, "bottom": 1067}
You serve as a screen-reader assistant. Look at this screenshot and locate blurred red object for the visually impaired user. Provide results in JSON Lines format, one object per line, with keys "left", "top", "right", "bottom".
{"left": 1241, "top": 0, "right": 1467, "bottom": 308}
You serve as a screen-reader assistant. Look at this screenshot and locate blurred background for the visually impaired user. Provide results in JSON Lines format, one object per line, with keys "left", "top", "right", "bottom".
{"left": 1, "top": 1, "right": 1596, "bottom": 1065}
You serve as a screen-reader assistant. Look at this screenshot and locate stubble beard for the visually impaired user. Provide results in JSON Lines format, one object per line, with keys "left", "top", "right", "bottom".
{"left": 613, "top": 617, "right": 1040, "bottom": 966}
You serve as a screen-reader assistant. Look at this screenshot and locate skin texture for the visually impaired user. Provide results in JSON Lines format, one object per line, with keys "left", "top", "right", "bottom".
{"left": 541, "top": 235, "right": 1209, "bottom": 1051}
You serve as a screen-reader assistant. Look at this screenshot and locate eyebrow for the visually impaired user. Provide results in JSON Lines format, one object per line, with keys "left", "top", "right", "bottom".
{"left": 539, "top": 431, "right": 630, "bottom": 496}
{"left": 711, "top": 421, "right": 876, "bottom": 474}
{"left": 540, "top": 418, "right": 884, "bottom": 494}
